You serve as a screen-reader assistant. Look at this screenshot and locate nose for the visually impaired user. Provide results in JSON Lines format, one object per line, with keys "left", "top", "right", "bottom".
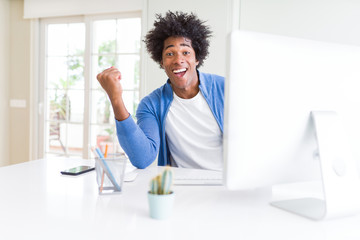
{"left": 173, "top": 53, "right": 184, "bottom": 64}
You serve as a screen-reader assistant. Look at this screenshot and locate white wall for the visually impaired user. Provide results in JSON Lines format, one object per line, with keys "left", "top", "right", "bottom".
{"left": 0, "top": 0, "right": 10, "bottom": 167}
{"left": 24, "top": 0, "right": 142, "bottom": 18}
{"left": 141, "top": 0, "right": 237, "bottom": 96}
{"left": 9, "top": 0, "right": 31, "bottom": 165}
{"left": 240, "top": 0, "right": 360, "bottom": 46}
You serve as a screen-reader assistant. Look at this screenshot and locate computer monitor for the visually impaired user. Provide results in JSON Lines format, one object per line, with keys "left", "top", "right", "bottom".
{"left": 224, "top": 30, "right": 360, "bottom": 220}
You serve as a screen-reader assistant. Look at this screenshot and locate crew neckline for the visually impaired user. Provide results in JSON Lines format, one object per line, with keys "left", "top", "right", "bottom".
{"left": 173, "top": 91, "right": 201, "bottom": 103}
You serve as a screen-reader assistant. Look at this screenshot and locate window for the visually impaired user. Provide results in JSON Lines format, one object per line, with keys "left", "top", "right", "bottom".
{"left": 40, "top": 13, "right": 141, "bottom": 159}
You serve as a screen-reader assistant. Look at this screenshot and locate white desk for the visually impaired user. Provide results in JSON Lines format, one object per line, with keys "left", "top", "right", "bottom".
{"left": 0, "top": 158, "right": 359, "bottom": 240}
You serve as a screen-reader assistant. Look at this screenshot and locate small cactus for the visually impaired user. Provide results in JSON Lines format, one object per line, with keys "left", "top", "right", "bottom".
{"left": 149, "top": 167, "right": 173, "bottom": 195}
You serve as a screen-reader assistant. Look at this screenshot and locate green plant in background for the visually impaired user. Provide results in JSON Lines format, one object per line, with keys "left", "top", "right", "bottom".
{"left": 97, "top": 94, "right": 112, "bottom": 123}
{"left": 104, "top": 127, "right": 114, "bottom": 140}
{"left": 104, "top": 100, "right": 111, "bottom": 123}
{"left": 104, "top": 128, "right": 114, "bottom": 135}
{"left": 98, "top": 40, "right": 116, "bottom": 69}
{"left": 150, "top": 167, "right": 173, "bottom": 195}
{"left": 50, "top": 54, "right": 84, "bottom": 120}
{"left": 97, "top": 40, "right": 116, "bottom": 124}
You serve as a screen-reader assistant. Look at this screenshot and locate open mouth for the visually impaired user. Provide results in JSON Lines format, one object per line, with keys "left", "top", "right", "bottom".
{"left": 173, "top": 68, "right": 187, "bottom": 77}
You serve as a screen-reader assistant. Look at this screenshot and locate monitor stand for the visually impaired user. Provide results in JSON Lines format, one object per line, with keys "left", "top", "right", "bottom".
{"left": 271, "top": 111, "right": 360, "bottom": 220}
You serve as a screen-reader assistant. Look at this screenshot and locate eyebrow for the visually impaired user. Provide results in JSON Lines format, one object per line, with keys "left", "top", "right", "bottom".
{"left": 164, "top": 43, "right": 192, "bottom": 50}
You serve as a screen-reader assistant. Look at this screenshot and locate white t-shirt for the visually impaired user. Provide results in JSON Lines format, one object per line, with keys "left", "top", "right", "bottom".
{"left": 165, "top": 91, "right": 223, "bottom": 171}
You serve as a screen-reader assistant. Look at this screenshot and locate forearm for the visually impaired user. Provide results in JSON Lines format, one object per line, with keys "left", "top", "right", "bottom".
{"left": 110, "top": 97, "right": 130, "bottom": 121}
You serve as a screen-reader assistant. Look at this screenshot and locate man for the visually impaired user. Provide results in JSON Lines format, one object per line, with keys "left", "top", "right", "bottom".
{"left": 97, "top": 11, "right": 224, "bottom": 170}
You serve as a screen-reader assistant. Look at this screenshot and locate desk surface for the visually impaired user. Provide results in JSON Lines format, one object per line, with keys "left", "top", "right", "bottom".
{"left": 0, "top": 158, "right": 359, "bottom": 240}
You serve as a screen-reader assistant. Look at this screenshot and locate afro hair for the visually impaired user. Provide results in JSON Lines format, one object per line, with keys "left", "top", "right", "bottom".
{"left": 144, "top": 11, "right": 212, "bottom": 68}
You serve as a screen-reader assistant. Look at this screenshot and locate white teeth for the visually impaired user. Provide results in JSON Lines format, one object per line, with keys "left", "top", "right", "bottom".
{"left": 173, "top": 68, "right": 186, "bottom": 73}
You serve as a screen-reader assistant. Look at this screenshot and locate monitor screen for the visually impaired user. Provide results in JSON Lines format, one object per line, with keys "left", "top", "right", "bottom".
{"left": 223, "top": 30, "right": 360, "bottom": 220}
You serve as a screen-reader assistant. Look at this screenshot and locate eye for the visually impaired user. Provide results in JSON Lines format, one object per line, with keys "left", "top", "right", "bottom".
{"left": 165, "top": 52, "right": 173, "bottom": 56}
{"left": 183, "top": 51, "right": 191, "bottom": 55}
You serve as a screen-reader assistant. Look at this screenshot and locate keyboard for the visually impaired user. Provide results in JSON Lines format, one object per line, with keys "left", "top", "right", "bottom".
{"left": 172, "top": 167, "right": 223, "bottom": 185}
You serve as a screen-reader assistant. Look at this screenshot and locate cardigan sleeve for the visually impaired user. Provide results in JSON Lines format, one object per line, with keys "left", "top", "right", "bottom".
{"left": 115, "top": 103, "right": 160, "bottom": 169}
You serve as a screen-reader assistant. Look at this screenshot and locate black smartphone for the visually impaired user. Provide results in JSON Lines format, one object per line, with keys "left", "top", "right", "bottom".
{"left": 60, "top": 165, "right": 95, "bottom": 176}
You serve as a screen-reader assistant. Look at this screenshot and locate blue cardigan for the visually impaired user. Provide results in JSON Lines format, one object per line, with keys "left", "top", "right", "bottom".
{"left": 115, "top": 71, "right": 224, "bottom": 169}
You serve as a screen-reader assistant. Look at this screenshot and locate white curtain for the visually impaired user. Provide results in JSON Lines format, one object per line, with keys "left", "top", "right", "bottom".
{"left": 23, "top": 0, "right": 142, "bottom": 19}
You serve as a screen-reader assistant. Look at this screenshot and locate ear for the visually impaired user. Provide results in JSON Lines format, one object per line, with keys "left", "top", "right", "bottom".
{"left": 160, "top": 60, "right": 164, "bottom": 69}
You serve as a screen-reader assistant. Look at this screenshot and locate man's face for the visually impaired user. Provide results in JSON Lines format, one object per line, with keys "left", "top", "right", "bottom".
{"left": 161, "top": 36, "right": 199, "bottom": 97}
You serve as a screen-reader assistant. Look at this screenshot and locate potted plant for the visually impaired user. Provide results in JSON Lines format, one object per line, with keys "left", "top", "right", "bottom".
{"left": 148, "top": 167, "right": 175, "bottom": 220}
